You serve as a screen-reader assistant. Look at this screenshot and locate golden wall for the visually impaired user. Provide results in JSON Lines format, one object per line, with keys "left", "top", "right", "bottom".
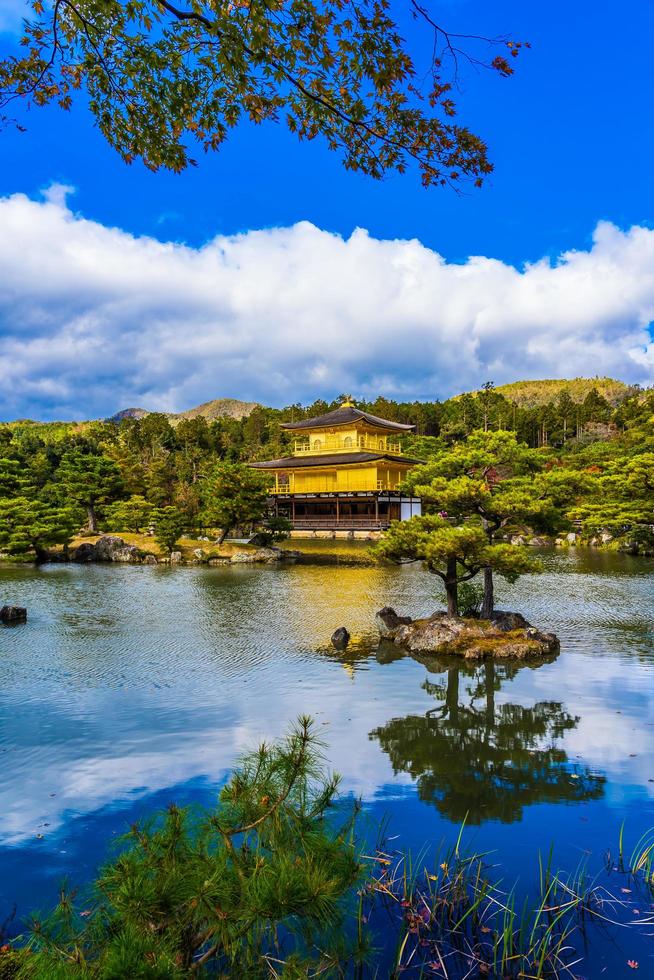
{"left": 271, "top": 463, "right": 409, "bottom": 494}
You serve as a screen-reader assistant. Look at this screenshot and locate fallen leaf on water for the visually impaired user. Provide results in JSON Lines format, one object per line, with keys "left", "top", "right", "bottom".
{"left": 481, "top": 926, "right": 492, "bottom": 934}
{"left": 627, "top": 960, "right": 639, "bottom": 970}
{"left": 621, "top": 887, "right": 632, "bottom": 894}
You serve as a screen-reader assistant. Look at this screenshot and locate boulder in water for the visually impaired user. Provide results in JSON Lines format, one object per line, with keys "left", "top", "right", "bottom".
{"left": 375, "top": 607, "right": 413, "bottom": 638}
{"left": 331, "top": 627, "right": 350, "bottom": 650}
{"left": 1, "top": 605, "right": 27, "bottom": 624}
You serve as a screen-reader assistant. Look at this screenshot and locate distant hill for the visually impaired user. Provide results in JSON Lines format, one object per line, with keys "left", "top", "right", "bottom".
{"left": 492, "top": 378, "right": 636, "bottom": 408}
{"left": 172, "top": 398, "right": 258, "bottom": 423}
{"left": 107, "top": 398, "right": 259, "bottom": 425}
{"left": 107, "top": 407, "right": 150, "bottom": 422}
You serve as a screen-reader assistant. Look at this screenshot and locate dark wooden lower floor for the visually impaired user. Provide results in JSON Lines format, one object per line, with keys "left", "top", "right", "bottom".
{"left": 270, "top": 493, "right": 421, "bottom": 530}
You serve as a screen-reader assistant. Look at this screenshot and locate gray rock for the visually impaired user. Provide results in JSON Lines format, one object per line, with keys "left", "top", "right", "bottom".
{"left": 565, "top": 532, "right": 578, "bottom": 545}
{"left": 376, "top": 607, "right": 559, "bottom": 661}
{"left": 170, "top": 551, "right": 183, "bottom": 564}
{"left": 510, "top": 534, "right": 526, "bottom": 546}
{"left": 192, "top": 548, "right": 206, "bottom": 560}
{"left": 230, "top": 548, "right": 279, "bottom": 564}
{"left": 72, "top": 535, "right": 139, "bottom": 563}
{"left": 331, "top": 626, "right": 350, "bottom": 650}
{"left": 491, "top": 610, "right": 530, "bottom": 632}
{"left": 142, "top": 554, "right": 158, "bottom": 565}
{"left": 1, "top": 605, "right": 27, "bottom": 624}
{"left": 375, "top": 607, "right": 414, "bottom": 638}
{"left": 600, "top": 531, "right": 614, "bottom": 544}
{"left": 72, "top": 542, "right": 97, "bottom": 563}
{"left": 94, "top": 536, "right": 140, "bottom": 562}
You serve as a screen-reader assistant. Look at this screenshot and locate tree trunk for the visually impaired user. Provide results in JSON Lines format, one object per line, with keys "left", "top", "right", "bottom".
{"left": 87, "top": 504, "right": 97, "bottom": 533}
{"left": 484, "top": 662, "right": 495, "bottom": 732}
{"left": 217, "top": 526, "right": 229, "bottom": 545}
{"left": 481, "top": 566, "right": 494, "bottom": 619}
{"left": 445, "top": 557, "right": 459, "bottom": 616}
{"left": 446, "top": 668, "right": 459, "bottom": 723}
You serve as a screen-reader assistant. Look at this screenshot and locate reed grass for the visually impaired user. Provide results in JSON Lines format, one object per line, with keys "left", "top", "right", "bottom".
{"left": 361, "top": 822, "right": 648, "bottom": 980}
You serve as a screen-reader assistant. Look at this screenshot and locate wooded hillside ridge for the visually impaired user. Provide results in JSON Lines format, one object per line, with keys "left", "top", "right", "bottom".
{"left": 107, "top": 377, "right": 644, "bottom": 424}
{"left": 1, "top": 378, "right": 652, "bottom": 565}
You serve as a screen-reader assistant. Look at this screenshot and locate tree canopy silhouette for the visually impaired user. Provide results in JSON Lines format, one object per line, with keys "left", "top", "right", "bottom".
{"left": 0, "top": 0, "right": 526, "bottom": 186}
{"left": 372, "top": 659, "right": 605, "bottom": 823}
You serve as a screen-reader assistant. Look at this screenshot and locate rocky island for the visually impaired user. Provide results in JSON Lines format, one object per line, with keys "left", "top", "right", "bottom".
{"left": 375, "top": 607, "right": 559, "bottom": 661}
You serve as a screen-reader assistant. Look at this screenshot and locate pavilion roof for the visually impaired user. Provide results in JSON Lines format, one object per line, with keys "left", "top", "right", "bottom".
{"left": 280, "top": 406, "right": 414, "bottom": 432}
{"left": 251, "top": 451, "right": 424, "bottom": 470}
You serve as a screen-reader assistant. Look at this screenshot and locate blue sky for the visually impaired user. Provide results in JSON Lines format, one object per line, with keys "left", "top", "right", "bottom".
{"left": 1, "top": 0, "right": 653, "bottom": 419}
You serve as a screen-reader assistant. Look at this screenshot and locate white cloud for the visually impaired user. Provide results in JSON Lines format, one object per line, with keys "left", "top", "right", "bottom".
{"left": 0, "top": 185, "right": 653, "bottom": 420}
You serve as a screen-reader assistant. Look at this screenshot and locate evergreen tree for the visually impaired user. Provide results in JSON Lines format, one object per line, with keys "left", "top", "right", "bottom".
{"left": 57, "top": 449, "right": 122, "bottom": 532}
{"left": 402, "top": 432, "right": 546, "bottom": 616}
{"left": 202, "top": 463, "right": 271, "bottom": 544}
{"left": 374, "top": 515, "right": 538, "bottom": 617}
{"left": 0, "top": 498, "right": 79, "bottom": 560}
{"left": 105, "top": 496, "right": 154, "bottom": 533}
{"left": 152, "top": 506, "right": 186, "bottom": 555}
{"left": 15, "top": 719, "right": 362, "bottom": 978}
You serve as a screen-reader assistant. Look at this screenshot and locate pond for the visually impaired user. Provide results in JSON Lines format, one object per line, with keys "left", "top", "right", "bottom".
{"left": 1, "top": 548, "right": 654, "bottom": 973}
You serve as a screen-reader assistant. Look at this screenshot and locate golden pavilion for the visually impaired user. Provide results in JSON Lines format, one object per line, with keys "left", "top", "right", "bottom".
{"left": 251, "top": 400, "right": 423, "bottom": 530}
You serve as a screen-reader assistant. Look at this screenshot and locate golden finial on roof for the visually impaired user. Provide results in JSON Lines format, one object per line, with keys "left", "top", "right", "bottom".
{"left": 341, "top": 395, "right": 356, "bottom": 408}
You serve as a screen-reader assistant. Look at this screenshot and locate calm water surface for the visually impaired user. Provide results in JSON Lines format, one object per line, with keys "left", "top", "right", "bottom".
{"left": 1, "top": 547, "right": 653, "bottom": 972}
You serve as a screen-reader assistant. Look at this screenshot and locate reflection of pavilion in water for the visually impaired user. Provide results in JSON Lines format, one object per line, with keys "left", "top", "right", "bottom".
{"left": 369, "top": 651, "right": 606, "bottom": 824}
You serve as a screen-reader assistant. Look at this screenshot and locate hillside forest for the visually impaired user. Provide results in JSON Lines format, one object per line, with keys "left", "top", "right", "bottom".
{"left": 0, "top": 379, "right": 652, "bottom": 560}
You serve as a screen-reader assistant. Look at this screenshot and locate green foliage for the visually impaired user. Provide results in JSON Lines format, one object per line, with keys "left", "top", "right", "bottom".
{"left": 0, "top": 497, "right": 79, "bottom": 559}
{"left": 0, "top": 1, "right": 528, "bottom": 188}
{"left": 104, "top": 496, "right": 154, "bottom": 533}
{"left": 152, "top": 506, "right": 185, "bottom": 555}
{"left": 255, "top": 516, "right": 293, "bottom": 546}
{"left": 374, "top": 515, "right": 539, "bottom": 615}
{"left": 56, "top": 449, "right": 123, "bottom": 531}
{"left": 492, "top": 377, "right": 634, "bottom": 408}
{"left": 202, "top": 462, "right": 272, "bottom": 543}
{"left": 457, "top": 580, "right": 485, "bottom": 617}
{"left": 16, "top": 719, "right": 362, "bottom": 978}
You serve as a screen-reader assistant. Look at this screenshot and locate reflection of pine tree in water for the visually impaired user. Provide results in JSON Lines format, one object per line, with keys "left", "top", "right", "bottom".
{"left": 371, "top": 662, "right": 605, "bottom": 823}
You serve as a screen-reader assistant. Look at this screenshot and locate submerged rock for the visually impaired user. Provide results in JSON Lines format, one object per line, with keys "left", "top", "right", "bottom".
{"left": 375, "top": 607, "right": 559, "bottom": 662}
{"left": 1, "top": 605, "right": 27, "bottom": 624}
{"left": 331, "top": 626, "right": 350, "bottom": 650}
